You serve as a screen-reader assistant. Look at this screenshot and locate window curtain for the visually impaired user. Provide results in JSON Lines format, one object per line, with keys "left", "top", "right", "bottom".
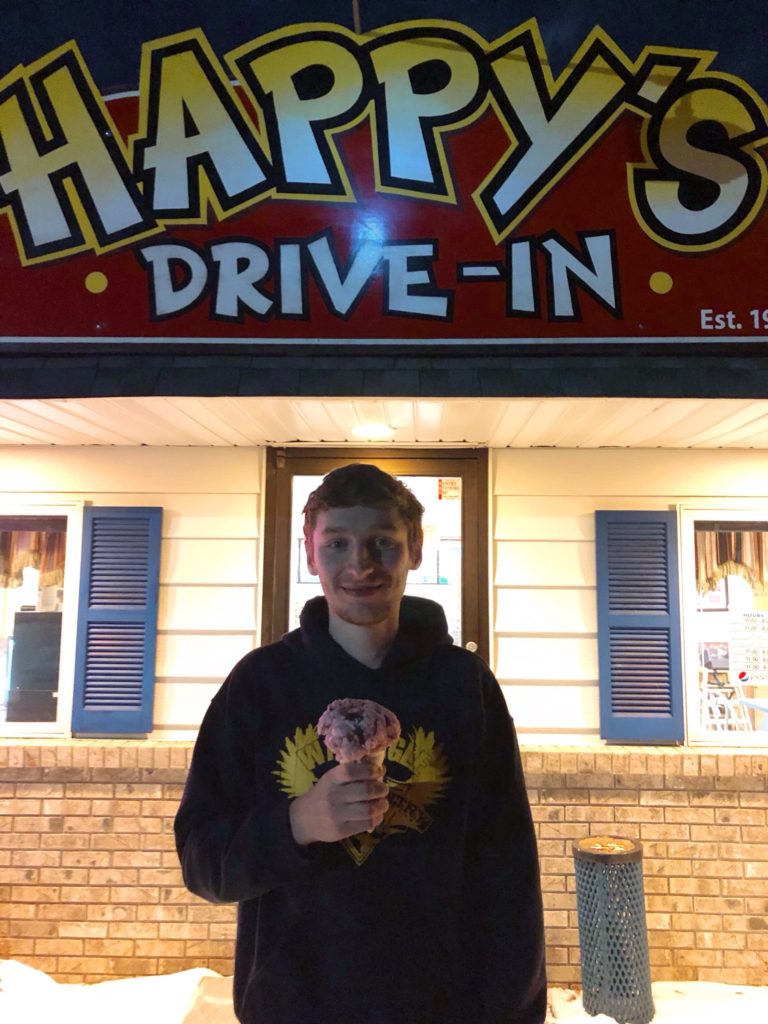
{"left": 0, "top": 531, "right": 66, "bottom": 589}
{"left": 695, "top": 529, "right": 768, "bottom": 594}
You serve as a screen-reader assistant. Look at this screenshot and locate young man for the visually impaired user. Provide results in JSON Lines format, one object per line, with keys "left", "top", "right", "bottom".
{"left": 175, "top": 463, "right": 547, "bottom": 1024}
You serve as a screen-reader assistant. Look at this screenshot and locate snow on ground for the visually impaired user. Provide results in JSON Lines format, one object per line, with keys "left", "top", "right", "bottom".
{"left": 547, "top": 980, "right": 768, "bottom": 1023}
{"left": 0, "top": 960, "right": 222, "bottom": 1024}
{"left": 1, "top": 958, "right": 767, "bottom": 1023}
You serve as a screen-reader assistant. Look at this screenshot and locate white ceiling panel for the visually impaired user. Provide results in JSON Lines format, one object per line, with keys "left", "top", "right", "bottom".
{"left": 439, "top": 400, "right": 506, "bottom": 443}
{"left": 0, "top": 400, "right": 115, "bottom": 444}
{"left": 0, "top": 410, "right": 64, "bottom": 445}
{"left": 540, "top": 399, "right": 612, "bottom": 447}
{"left": 47, "top": 398, "right": 149, "bottom": 444}
{"left": 675, "top": 405, "right": 768, "bottom": 448}
{"left": 151, "top": 397, "right": 247, "bottom": 445}
{"left": 597, "top": 399, "right": 705, "bottom": 447}
{"left": 648, "top": 402, "right": 749, "bottom": 448}
{"left": 156, "top": 397, "right": 256, "bottom": 445}
{"left": 240, "top": 398, "right": 303, "bottom": 440}
{"left": 2, "top": 396, "right": 768, "bottom": 449}
{"left": 486, "top": 400, "right": 542, "bottom": 447}
{"left": 413, "top": 401, "right": 444, "bottom": 442}
{"left": 291, "top": 401, "right": 346, "bottom": 441}
{"left": 385, "top": 401, "right": 418, "bottom": 432}
{"left": 503, "top": 399, "right": 582, "bottom": 447}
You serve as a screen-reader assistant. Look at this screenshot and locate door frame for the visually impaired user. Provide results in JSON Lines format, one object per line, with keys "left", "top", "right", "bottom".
{"left": 261, "top": 447, "right": 490, "bottom": 662}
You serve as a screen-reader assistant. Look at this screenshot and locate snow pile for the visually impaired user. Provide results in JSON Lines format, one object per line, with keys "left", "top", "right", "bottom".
{"left": 0, "top": 959, "right": 221, "bottom": 1024}
{"left": 547, "top": 981, "right": 768, "bottom": 1022}
{"left": 2, "top": 959, "right": 767, "bottom": 1023}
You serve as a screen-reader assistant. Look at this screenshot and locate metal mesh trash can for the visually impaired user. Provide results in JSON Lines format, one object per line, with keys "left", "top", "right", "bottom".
{"left": 573, "top": 836, "right": 655, "bottom": 1024}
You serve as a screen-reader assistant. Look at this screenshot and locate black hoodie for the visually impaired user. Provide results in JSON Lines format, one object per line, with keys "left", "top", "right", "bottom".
{"left": 174, "top": 596, "right": 547, "bottom": 1024}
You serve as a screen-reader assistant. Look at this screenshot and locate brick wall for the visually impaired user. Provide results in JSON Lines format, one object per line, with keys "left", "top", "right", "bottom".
{"left": 0, "top": 742, "right": 234, "bottom": 983}
{"left": 1, "top": 742, "right": 766, "bottom": 987}
{"left": 526, "top": 747, "right": 768, "bottom": 987}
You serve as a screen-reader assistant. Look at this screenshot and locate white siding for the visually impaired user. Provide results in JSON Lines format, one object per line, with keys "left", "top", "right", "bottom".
{"left": 159, "top": 585, "right": 257, "bottom": 631}
{"left": 0, "top": 446, "right": 263, "bottom": 739}
{"left": 494, "top": 540, "right": 595, "bottom": 587}
{"left": 496, "top": 636, "right": 598, "bottom": 681}
{"left": 495, "top": 588, "right": 597, "bottom": 634}
{"left": 491, "top": 448, "right": 768, "bottom": 743}
{"left": 161, "top": 538, "right": 259, "bottom": 585}
{"left": 155, "top": 634, "right": 257, "bottom": 680}
{"left": 9, "top": 443, "right": 768, "bottom": 746}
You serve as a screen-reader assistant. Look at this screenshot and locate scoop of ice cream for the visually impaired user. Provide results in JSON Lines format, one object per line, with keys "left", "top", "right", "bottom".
{"left": 317, "top": 698, "right": 401, "bottom": 763}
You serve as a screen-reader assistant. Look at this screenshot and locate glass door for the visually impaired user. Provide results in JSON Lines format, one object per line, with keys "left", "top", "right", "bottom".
{"left": 262, "top": 448, "right": 488, "bottom": 661}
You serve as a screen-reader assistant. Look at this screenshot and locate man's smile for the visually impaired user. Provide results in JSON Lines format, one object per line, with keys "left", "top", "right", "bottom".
{"left": 341, "top": 584, "right": 385, "bottom": 596}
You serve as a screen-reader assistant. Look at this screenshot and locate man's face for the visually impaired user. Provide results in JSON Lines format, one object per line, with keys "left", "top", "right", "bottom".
{"left": 305, "top": 505, "right": 422, "bottom": 628}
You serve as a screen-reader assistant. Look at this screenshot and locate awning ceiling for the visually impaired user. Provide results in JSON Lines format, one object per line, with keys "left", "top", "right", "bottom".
{"left": 3, "top": 396, "right": 768, "bottom": 447}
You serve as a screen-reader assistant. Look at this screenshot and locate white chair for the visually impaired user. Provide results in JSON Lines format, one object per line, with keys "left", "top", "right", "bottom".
{"left": 700, "top": 668, "right": 753, "bottom": 731}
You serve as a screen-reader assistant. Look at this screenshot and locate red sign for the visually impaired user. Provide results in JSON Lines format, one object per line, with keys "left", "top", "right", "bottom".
{"left": 0, "top": 20, "right": 767, "bottom": 342}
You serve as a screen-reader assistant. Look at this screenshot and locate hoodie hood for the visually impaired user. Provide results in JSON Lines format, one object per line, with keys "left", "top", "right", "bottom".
{"left": 282, "top": 594, "right": 453, "bottom": 674}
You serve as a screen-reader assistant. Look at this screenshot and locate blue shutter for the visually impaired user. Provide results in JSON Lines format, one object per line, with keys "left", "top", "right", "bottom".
{"left": 72, "top": 507, "right": 161, "bottom": 735}
{"left": 595, "top": 511, "right": 684, "bottom": 743}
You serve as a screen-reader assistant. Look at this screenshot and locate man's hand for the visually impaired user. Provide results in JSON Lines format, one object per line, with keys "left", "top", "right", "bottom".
{"left": 289, "top": 761, "right": 390, "bottom": 845}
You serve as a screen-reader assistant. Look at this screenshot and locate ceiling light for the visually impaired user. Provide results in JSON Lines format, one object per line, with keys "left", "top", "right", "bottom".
{"left": 350, "top": 422, "right": 395, "bottom": 441}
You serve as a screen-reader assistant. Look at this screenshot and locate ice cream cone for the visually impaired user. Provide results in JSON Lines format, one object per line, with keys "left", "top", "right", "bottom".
{"left": 317, "top": 698, "right": 400, "bottom": 764}
{"left": 365, "top": 749, "right": 389, "bottom": 833}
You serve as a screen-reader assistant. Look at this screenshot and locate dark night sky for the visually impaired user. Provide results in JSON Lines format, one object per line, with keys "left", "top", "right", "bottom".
{"left": 1, "top": 1, "right": 765, "bottom": 97}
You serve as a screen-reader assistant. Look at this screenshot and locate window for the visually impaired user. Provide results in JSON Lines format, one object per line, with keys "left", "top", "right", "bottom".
{"left": 681, "top": 507, "right": 768, "bottom": 746}
{"left": 0, "top": 504, "right": 82, "bottom": 737}
{"left": 0, "top": 504, "right": 162, "bottom": 739}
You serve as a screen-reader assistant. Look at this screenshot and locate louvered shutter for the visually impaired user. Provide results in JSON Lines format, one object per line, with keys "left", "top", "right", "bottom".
{"left": 595, "top": 511, "right": 684, "bottom": 743}
{"left": 72, "top": 507, "right": 161, "bottom": 735}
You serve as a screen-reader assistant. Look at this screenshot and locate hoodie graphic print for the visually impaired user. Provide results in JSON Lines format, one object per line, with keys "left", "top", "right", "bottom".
{"left": 274, "top": 715, "right": 451, "bottom": 866}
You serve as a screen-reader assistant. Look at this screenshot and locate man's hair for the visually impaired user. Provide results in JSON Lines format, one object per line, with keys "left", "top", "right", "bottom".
{"left": 303, "top": 463, "right": 424, "bottom": 551}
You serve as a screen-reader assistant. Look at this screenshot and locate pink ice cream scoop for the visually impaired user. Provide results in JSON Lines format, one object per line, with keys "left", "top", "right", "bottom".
{"left": 317, "top": 698, "right": 401, "bottom": 764}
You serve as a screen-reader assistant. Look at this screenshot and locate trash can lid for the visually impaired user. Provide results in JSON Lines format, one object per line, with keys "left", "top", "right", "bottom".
{"left": 573, "top": 835, "right": 643, "bottom": 862}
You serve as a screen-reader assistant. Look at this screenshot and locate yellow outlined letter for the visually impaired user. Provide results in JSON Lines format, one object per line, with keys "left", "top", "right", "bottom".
{"left": 367, "top": 25, "right": 485, "bottom": 201}
{"left": 230, "top": 26, "right": 367, "bottom": 199}
{"left": 475, "top": 24, "right": 631, "bottom": 243}
{"left": 629, "top": 74, "right": 768, "bottom": 251}
{"left": 0, "top": 44, "right": 151, "bottom": 264}
{"left": 133, "top": 30, "right": 272, "bottom": 222}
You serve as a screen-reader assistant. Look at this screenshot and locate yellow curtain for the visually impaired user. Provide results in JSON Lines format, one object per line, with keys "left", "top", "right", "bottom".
{"left": 39, "top": 532, "right": 67, "bottom": 587}
{"left": 695, "top": 530, "right": 768, "bottom": 594}
{"left": 0, "top": 530, "right": 66, "bottom": 589}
